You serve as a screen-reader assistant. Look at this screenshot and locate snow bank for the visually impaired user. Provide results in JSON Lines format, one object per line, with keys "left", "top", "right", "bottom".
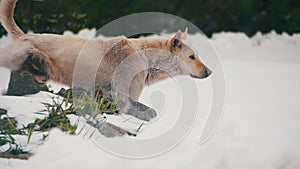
{"left": 0, "top": 30, "right": 300, "bottom": 169}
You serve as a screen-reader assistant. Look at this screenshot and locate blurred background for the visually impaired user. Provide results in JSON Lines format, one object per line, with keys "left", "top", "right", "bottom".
{"left": 0, "top": 1, "right": 300, "bottom": 168}
{"left": 0, "top": 0, "right": 299, "bottom": 37}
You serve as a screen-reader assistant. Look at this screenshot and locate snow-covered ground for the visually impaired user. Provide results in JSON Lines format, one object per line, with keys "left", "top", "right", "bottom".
{"left": 0, "top": 30, "right": 300, "bottom": 169}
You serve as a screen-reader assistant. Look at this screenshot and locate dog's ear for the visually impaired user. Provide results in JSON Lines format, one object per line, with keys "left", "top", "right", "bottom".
{"left": 182, "top": 27, "right": 188, "bottom": 40}
{"left": 168, "top": 29, "right": 187, "bottom": 52}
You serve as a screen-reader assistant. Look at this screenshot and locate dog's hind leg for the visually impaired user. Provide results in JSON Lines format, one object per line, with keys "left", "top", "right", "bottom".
{"left": 17, "top": 53, "right": 50, "bottom": 84}
{"left": 0, "top": 40, "right": 34, "bottom": 71}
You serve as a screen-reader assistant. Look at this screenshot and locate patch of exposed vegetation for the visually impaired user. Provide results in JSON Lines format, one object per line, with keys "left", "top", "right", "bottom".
{"left": 0, "top": 108, "right": 31, "bottom": 160}
{"left": 0, "top": 89, "right": 125, "bottom": 160}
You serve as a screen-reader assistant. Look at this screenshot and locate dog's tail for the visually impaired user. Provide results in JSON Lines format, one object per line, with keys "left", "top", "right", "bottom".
{"left": 0, "top": 0, "right": 24, "bottom": 40}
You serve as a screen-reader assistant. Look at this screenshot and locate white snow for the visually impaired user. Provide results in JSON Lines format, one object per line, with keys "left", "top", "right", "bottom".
{"left": 0, "top": 30, "right": 300, "bottom": 169}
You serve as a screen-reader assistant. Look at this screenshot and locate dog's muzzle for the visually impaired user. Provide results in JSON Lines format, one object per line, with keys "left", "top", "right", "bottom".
{"left": 190, "top": 67, "right": 212, "bottom": 79}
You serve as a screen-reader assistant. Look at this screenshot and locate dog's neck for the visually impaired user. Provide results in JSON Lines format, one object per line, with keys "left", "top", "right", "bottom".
{"left": 130, "top": 39, "right": 183, "bottom": 86}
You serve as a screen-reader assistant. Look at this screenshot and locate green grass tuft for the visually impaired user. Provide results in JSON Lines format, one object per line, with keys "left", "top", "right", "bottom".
{"left": 0, "top": 89, "right": 122, "bottom": 159}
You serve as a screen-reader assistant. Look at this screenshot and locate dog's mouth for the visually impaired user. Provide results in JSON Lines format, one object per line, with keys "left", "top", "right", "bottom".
{"left": 190, "top": 73, "right": 200, "bottom": 78}
{"left": 190, "top": 73, "right": 210, "bottom": 79}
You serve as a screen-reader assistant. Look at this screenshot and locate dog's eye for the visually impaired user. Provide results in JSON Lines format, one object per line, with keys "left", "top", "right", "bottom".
{"left": 189, "top": 55, "right": 195, "bottom": 60}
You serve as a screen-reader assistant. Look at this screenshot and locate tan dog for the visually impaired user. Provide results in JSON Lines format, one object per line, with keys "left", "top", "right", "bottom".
{"left": 0, "top": 0, "right": 211, "bottom": 121}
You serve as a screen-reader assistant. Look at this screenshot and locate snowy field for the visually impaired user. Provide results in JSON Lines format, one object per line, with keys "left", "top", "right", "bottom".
{"left": 0, "top": 30, "right": 300, "bottom": 169}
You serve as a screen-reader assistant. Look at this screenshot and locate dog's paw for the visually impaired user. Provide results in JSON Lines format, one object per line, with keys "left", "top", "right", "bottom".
{"left": 126, "top": 107, "right": 157, "bottom": 121}
{"left": 125, "top": 100, "right": 157, "bottom": 121}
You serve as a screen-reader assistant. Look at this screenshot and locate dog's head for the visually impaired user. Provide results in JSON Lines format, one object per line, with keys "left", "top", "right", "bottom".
{"left": 167, "top": 29, "right": 212, "bottom": 79}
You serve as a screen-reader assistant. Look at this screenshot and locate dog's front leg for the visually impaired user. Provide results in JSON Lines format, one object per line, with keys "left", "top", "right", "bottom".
{"left": 126, "top": 98, "right": 157, "bottom": 121}
{"left": 115, "top": 93, "right": 157, "bottom": 121}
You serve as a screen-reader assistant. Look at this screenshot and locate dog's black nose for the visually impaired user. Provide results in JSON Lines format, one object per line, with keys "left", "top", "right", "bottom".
{"left": 206, "top": 67, "right": 212, "bottom": 76}
{"left": 202, "top": 70, "right": 209, "bottom": 78}
{"left": 202, "top": 67, "right": 212, "bottom": 78}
